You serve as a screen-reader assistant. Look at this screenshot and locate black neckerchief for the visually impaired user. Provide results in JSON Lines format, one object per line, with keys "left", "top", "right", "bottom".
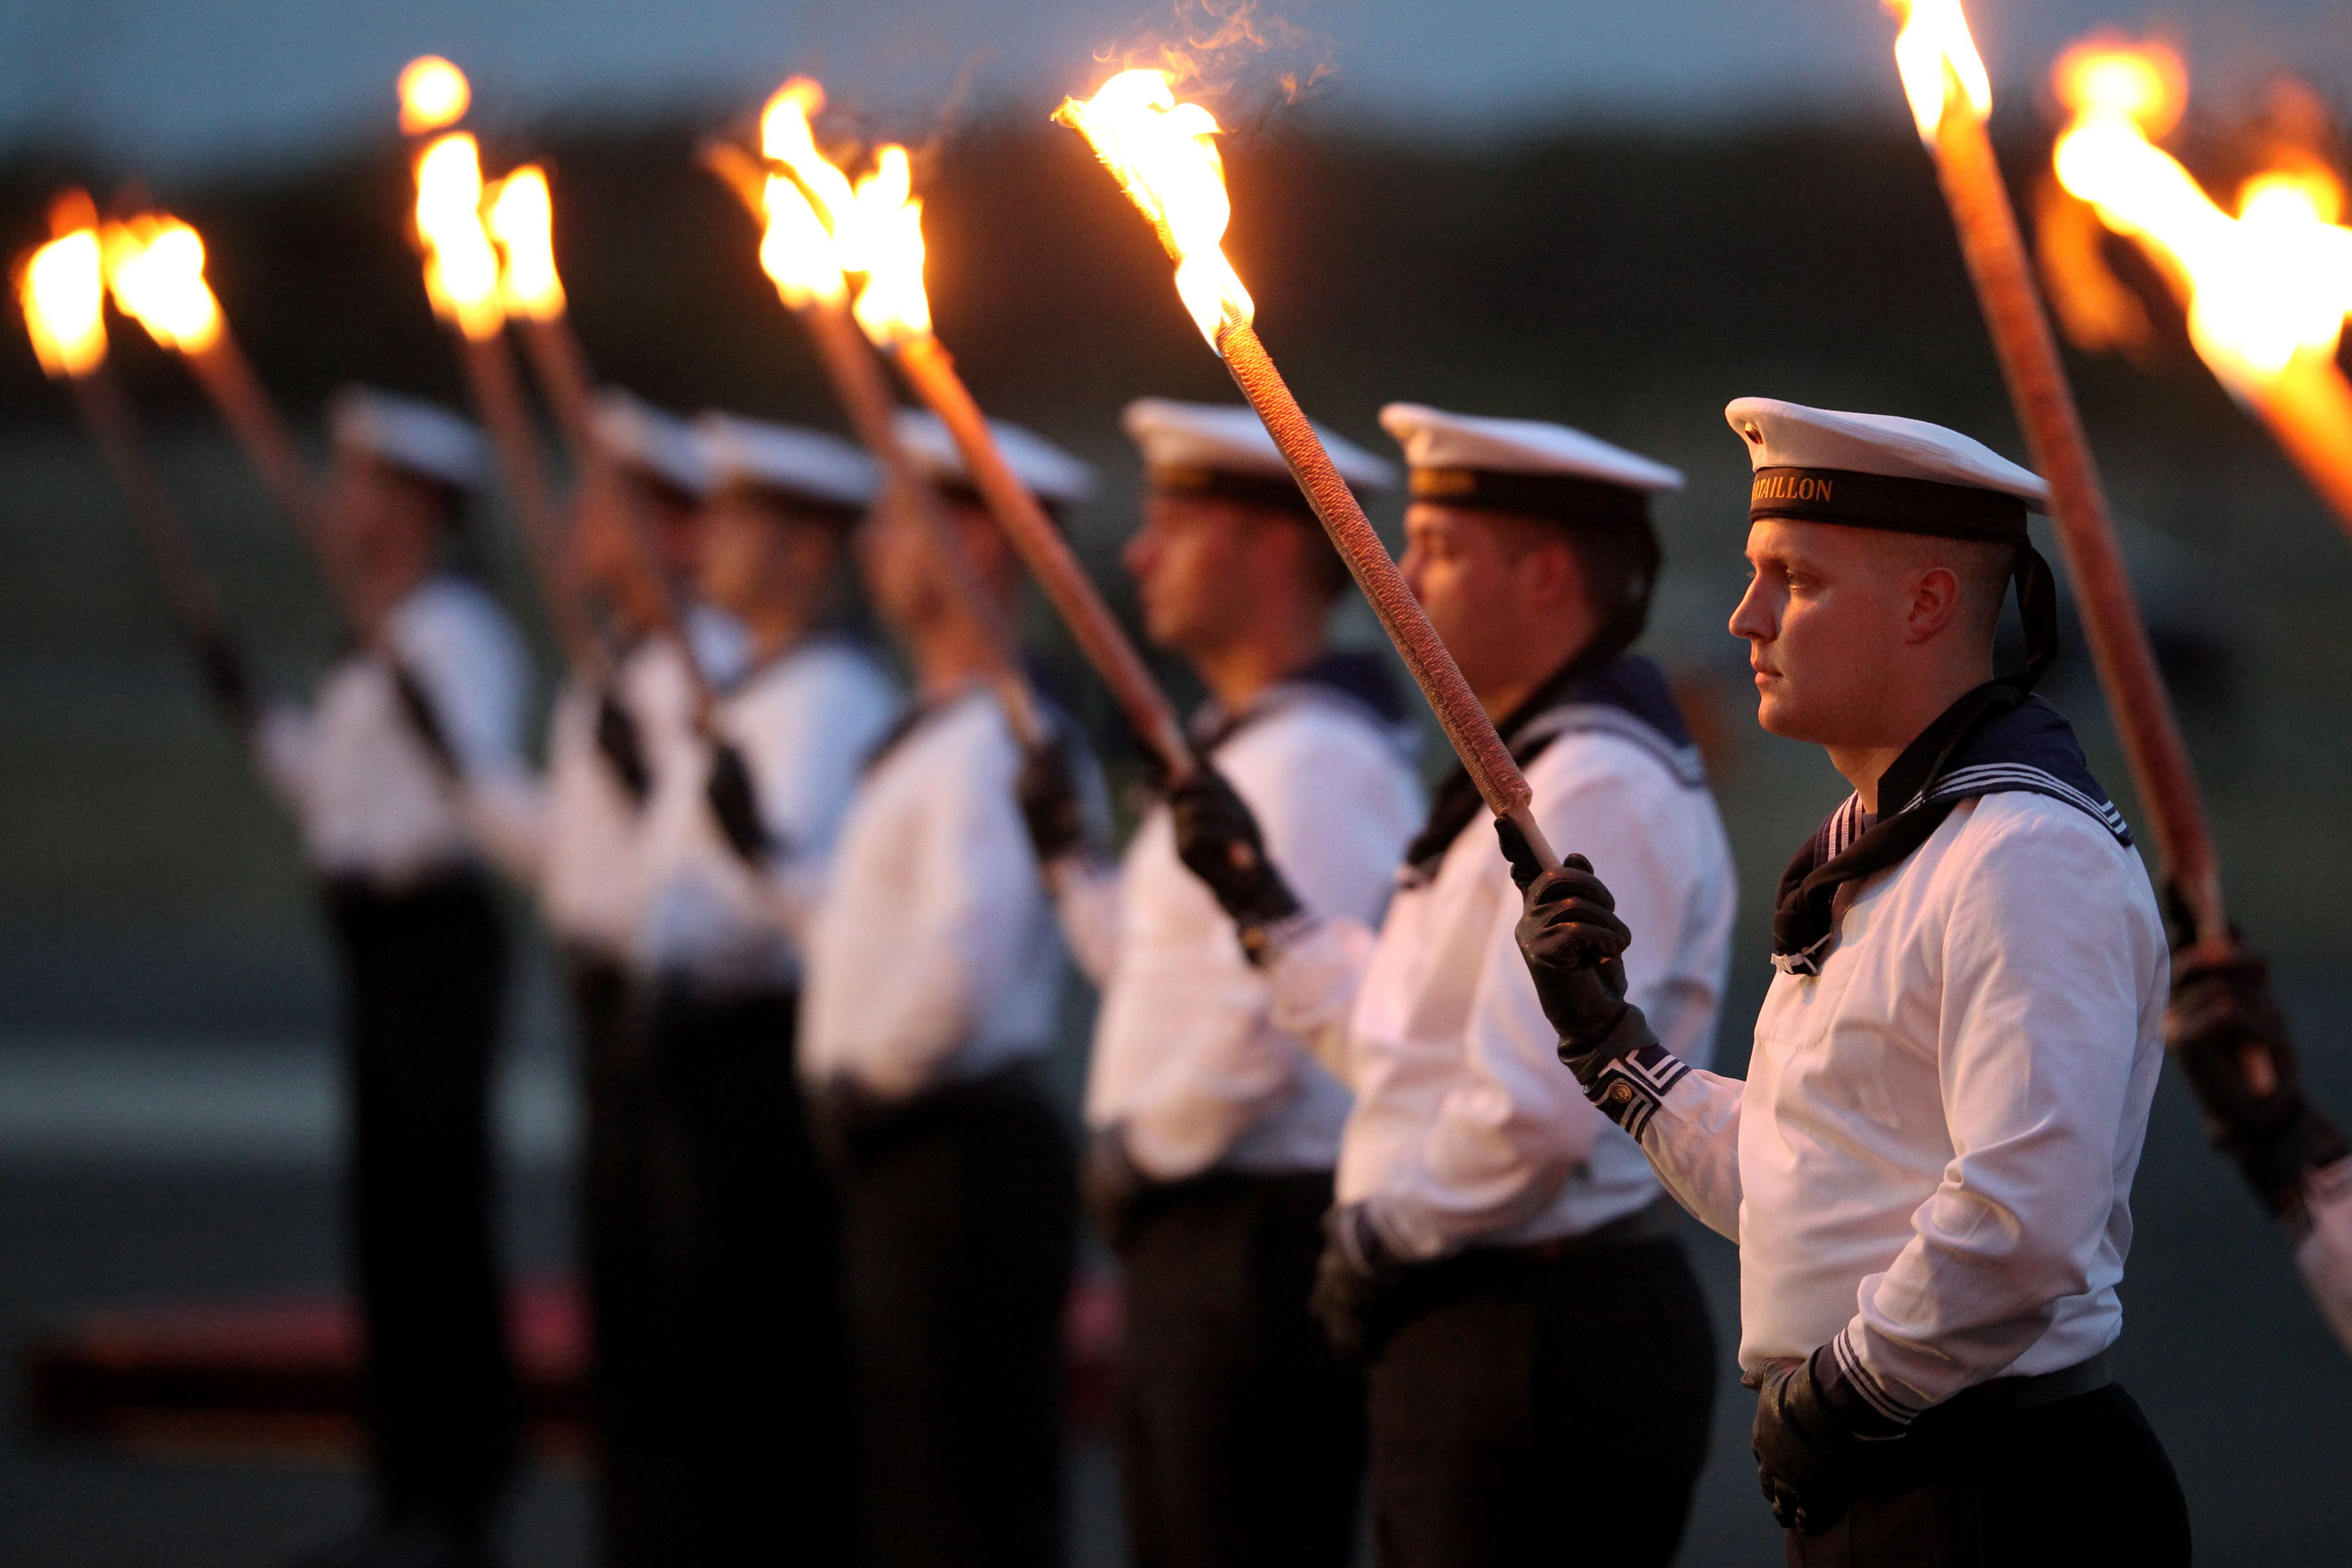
{"left": 1189, "top": 649, "right": 1411, "bottom": 757}
{"left": 1400, "top": 651, "right": 1702, "bottom": 887}
{"left": 1770, "top": 683, "right": 2131, "bottom": 975}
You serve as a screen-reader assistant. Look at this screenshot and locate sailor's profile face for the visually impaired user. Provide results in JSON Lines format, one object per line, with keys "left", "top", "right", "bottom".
{"left": 1125, "top": 491, "right": 1254, "bottom": 651}
{"left": 1731, "top": 518, "right": 1911, "bottom": 744}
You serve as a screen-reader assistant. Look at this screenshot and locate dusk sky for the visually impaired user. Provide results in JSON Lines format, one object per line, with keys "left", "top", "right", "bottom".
{"left": 3, "top": 0, "right": 2349, "bottom": 170}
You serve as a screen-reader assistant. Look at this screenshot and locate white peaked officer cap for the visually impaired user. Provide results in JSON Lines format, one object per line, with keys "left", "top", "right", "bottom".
{"left": 1726, "top": 396, "right": 2059, "bottom": 685}
{"left": 694, "top": 413, "right": 878, "bottom": 512}
{"left": 892, "top": 410, "right": 1097, "bottom": 507}
{"left": 1123, "top": 398, "right": 1395, "bottom": 506}
{"left": 329, "top": 385, "right": 489, "bottom": 489}
{"left": 594, "top": 388, "right": 714, "bottom": 499}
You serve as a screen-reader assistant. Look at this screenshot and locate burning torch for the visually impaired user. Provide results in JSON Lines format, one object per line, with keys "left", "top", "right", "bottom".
{"left": 16, "top": 195, "right": 250, "bottom": 726}
{"left": 757, "top": 98, "right": 1194, "bottom": 779}
{"left": 2044, "top": 37, "right": 2352, "bottom": 546}
{"left": 1056, "top": 68, "right": 1557, "bottom": 868}
{"left": 716, "top": 78, "right": 1044, "bottom": 748}
{"left": 1886, "top": 0, "right": 2227, "bottom": 952}
{"left": 402, "top": 64, "right": 602, "bottom": 678}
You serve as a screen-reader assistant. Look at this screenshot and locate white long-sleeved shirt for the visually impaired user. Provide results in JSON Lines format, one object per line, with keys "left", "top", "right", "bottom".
{"left": 1270, "top": 722, "right": 1735, "bottom": 1259}
{"left": 256, "top": 574, "right": 532, "bottom": 890}
{"left": 1634, "top": 792, "right": 2168, "bottom": 1417}
{"left": 799, "top": 685, "right": 1077, "bottom": 1099}
{"left": 1078, "top": 684, "right": 1423, "bottom": 1181}
{"left": 635, "top": 637, "right": 900, "bottom": 993}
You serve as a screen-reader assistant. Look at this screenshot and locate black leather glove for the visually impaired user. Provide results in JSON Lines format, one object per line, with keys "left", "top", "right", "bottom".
{"left": 1508, "top": 838, "right": 1667, "bottom": 1086}
{"left": 1016, "top": 731, "right": 1091, "bottom": 866}
{"left": 1170, "top": 766, "right": 1303, "bottom": 959}
{"left": 595, "top": 688, "right": 652, "bottom": 806}
{"left": 1752, "top": 1347, "right": 1905, "bottom": 1535}
{"left": 1309, "top": 1202, "right": 1403, "bottom": 1364}
{"left": 1081, "top": 1125, "right": 1158, "bottom": 1253}
{"left": 705, "top": 741, "right": 773, "bottom": 865}
{"left": 391, "top": 663, "right": 461, "bottom": 776}
{"left": 2167, "top": 945, "right": 2349, "bottom": 1219}
{"left": 193, "top": 627, "right": 255, "bottom": 732}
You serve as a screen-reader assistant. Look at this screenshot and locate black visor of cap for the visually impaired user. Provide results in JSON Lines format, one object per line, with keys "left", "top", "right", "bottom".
{"left": 1749, "top": 465, "right": 2058, "bottom": 690}
{"left": 1410, "top": 465, "right": 1652, "bottom": 529}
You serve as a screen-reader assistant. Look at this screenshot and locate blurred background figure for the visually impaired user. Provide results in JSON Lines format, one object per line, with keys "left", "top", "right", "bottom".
{"left": 1024, "top": 398, "right": 1418, "bottom": 1568}
{"left": 799, "top": 415, "right": 1096, "bottom": 1568}
{"left": 252, "top": 386, "right": 534, "bottom": 1568}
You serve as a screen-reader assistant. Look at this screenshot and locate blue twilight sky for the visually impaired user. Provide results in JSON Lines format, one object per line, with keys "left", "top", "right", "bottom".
{"left": 3, "top": 0, "right": 2349, "bottom": 171}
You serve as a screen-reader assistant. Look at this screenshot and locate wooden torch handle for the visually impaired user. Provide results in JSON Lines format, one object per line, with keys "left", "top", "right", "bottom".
{"left": 70, "top": 367, "right": 235, "bottom": 653}
{"left": 799, "top": 300, "right": 1045, "bottom": 749}
{"left": 895, "top": 332, "right": 1194, "bottom": 779}
{"left": 457, "top": 331, "right": 605, "bottom": 680}
{"left": 513, "top": 311, "right": 716, "bottom": 724}
{"left": 1216, "top": 319, "right": 1557, "bottom": 869}
{"left": 1932, "top": 88, "right": 2224, "bottom": 948}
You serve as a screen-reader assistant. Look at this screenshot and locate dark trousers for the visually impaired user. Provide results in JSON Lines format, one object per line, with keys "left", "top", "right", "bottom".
{"left": 1366, "top": 1228, "right": 1715, "bottom": 1568}
{"left": 833, "top": 1065, "right": 1077, "bottom": 1568}
{"left": 324, "top": 871, "right": 520, "bottom": 1535}
{"left": 1786, "top": 1379, "right": 2190, "bottom": 1567}
{"left": 1116, "top": 1169, "right": 1364, "bottom": 1568}
{"left": 578, "top": 971, "right": 852, "bottom": 1568}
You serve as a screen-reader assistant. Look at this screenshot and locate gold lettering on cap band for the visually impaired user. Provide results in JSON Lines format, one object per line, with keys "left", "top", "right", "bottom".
{"left": 1411, "top": 467, "right": 1479, "bottom": 498}
{"left": 1751, "top": 473, "right": 1836, "bottom": 504}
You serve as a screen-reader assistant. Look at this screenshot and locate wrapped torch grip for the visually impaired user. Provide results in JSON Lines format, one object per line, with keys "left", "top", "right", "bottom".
{"left": 1216, "top": 321, "right": 1550, "bottom": 862}
{"left": 1932, "top": 94, "right": 2225, "bottom": 949}
{"left": 896, "top": 332, "right": 1195, "bottom": 779}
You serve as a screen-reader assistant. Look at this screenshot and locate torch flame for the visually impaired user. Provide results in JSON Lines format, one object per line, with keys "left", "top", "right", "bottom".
{"left": 399, "top": 56, "right": 471, "bottom": 136}
{"left": 100, "top": 215, "right": 223, "bottom": 354}
{"left": 18, "top": 220, "right": 107, "bottom": 379}
{"left": 485, "top": 165, "right": 566, "bottom": 321}
{"left": 846, "top": 145, "right": 931, "bottom": 346}
{"left": 413, "top": 131, "right": 507, "bottom": 341}
{"left": 757, "top": 172, "right": 847, "bottom": 311}
{"left": 2051, "top": 39, "right": 2352, "bottom": 393}
{"left": 1054, "top": 68, "right": 1254, "bottom": 348}
{"left": 761, "top": 78, "right": 856, "bottom": 230}
{"left": 1887, "top": 0, "right": 1994, "bottom": 141}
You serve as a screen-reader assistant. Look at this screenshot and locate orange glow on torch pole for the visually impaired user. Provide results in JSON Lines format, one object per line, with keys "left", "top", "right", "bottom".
{"left": 1056, "top": 68, "right": 1551, "bottom": 865}
{"left": 1885, "top": 0, "right": 2224, "bottom": 947}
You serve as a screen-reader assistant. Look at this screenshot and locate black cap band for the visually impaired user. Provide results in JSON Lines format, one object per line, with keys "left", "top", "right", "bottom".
{"left": 1148, "top": 463, "right": 1318, "bottom": 516}
{"left": 1749, "top": 467, "right": 2029, "bottom": 542}
{"left": 1410, "top": 466, "right": 1653, "bottom": 529}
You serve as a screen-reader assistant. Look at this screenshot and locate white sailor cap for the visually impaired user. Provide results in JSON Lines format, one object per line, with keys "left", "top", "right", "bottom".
{"left": 329, "top": 384, "right": 488, "bottom": 489}
{"left": 1729, "top": 396, "right": 2061, "bottom": 685}
{"left": 595, "top": 388, "right": 714, "bottom": 499}
{"left": 1123, "top": 398, "right": 1393, "bottom": 509}
{"left": 1379, "top": 403, "right": 1681, "bottom": 523}
{"left": 694, "top": 412, "right": 877, "bottom": 513}
{"left": 892, "top": 410, "right": 1097, "bottom": 507}
{"left": 1726, "top": 397, "right": 2049, "bottom": 538}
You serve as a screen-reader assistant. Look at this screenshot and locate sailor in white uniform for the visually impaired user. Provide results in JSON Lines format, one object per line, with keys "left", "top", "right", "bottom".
{"left": 799, "top": 412, "right": 1096, "bottom": 1568}
{"left": 530, "top": 388, "right": 751, "bottom": 1568}
{"left": 255, "top": 386, "right": 534, "bottom": 1568}
{"left": 1512, "top": 400, "right": 2190, "bottom": 1564}
{"left": 606, "top": 411, "right": 897, "bottom": 1563}
{"left": 1022, "top": 400, "right": 1421, "bottom": 1568}
{"left": 1172, "top": 405, "right": 1733, "bottom": 1568}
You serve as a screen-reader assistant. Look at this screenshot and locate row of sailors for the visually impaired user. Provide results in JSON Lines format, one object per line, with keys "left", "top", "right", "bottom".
{"left": 244, "top": 375, "right": 2351, "bottom": 1568}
